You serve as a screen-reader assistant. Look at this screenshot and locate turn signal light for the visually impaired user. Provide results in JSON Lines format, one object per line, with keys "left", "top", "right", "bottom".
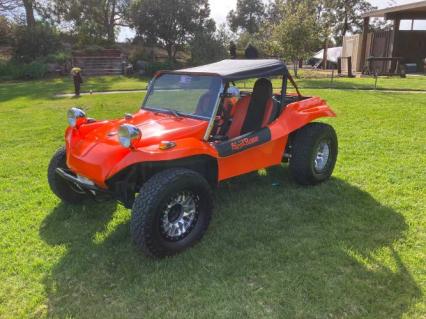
{"left": 159, "top": 141, "right": 176, "bottom": 150}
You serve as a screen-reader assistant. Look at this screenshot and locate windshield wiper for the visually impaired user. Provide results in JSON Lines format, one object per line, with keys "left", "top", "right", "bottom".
{"left": 163, "top": 108, "right": 183, "bottom": 118}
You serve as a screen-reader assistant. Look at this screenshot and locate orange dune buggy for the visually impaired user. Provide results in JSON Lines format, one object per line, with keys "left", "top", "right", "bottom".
{"left": 48, "top": 59, "right": 338, "bottom": 257}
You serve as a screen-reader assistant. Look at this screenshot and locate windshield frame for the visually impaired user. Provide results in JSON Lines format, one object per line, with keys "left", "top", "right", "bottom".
{"left": 141, "top": 72, "right": 224, "bottom": 122}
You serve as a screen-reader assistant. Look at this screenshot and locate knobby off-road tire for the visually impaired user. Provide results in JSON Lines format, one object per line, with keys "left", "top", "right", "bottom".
{"left": 131, "top": 168, "right": 213, "bottom": 258}
{"left": 47, "top": 146, "right": 88, "bottom": 204}
{"left": 289, "top": 123, "right": 338, "bottom": 185}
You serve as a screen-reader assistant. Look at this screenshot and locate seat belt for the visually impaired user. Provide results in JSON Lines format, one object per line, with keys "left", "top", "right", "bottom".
{"left": 217, "top": 101, "right": 233, "bottom": 136}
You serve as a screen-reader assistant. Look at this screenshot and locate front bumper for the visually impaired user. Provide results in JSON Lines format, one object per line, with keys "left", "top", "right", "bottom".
{"left": 56, "top": 168, "right": 110, "bottom": 194}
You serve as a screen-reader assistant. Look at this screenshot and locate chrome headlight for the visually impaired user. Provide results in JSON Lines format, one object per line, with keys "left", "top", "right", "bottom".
{"left": 67, "top": 107, "right": 86, "bottom": 128}
{"left": 118, "top": 124, "right": 142, "bottom": 148}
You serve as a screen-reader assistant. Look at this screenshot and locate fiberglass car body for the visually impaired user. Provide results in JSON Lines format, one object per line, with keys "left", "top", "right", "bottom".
{"left": 48, "top": 59, "right": 338, "bottom": 257}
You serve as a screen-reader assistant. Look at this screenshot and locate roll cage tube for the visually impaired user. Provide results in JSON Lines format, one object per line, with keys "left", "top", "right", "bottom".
{"left": 281, "top": 75, "right": 288, "bottom": 107}
{"left": 282, "top": 73, "right": 303, "bottom": 107}
{"left": 143, "top": 69, "right": 301, "bottom": 138}
{"left": 203, "top": 81, "right": 225, "bottom": 141}
{"left": 141, "top": 79, "right": 154, "bottom": 108}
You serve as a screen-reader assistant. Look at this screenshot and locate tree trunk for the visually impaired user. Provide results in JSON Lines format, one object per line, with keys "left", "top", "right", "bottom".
{"left": 323, "top": 37, "right": 329, "bottom": 70}
{"left": 293, "top": 60, "right": 298, "bottom": 78}
{"left": 341, "top": 12, "right": 349, "bottom": 45}
{"left": 107, "top": 24, "right": 115, "bottom": 43}
{"left": 172, "top": 45, "right": 179, "bottom": 63}
{"left": 107, "top": 0, "right": 116, "bottom": 43}
{"left": 166, "top": 44, "right": 173, "bottom": 64}
{"left": 22, "top": 0, "right": 35, "bottom": 28}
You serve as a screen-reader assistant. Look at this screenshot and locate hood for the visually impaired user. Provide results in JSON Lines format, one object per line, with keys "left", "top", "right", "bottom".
{"left": 69, "top": 109, "right": 209, "bottom": 157}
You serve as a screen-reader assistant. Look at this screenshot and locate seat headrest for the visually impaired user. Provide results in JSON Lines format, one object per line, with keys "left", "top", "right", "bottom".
{"left": 253, "top": 78, "right": 272, "bottom": 99}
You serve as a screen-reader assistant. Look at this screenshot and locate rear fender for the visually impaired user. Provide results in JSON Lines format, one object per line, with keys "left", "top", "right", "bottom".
{"left": 270, "top": 97, "right": 336, "bottom": 138}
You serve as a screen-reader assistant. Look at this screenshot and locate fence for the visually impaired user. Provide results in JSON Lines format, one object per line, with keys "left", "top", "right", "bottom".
{"left": 236, "top": 67, "right": 426, "bottom": 92}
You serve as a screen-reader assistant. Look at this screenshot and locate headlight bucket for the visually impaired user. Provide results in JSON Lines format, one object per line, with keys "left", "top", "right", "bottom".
{"left": 67, "top": 107, "right": 87, "bottom": 128}
{"left": 118, "top": 124, "right": 142, "bottom": 148}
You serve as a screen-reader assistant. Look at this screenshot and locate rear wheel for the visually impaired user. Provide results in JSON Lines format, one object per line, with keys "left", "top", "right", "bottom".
{"left": 288, "top": 123, "right": 338, "bottom": 185}
{"left": 47, "top": 146, "right": 89, "bottom": 204}
{"left": 130, "top": 168, "right": 213, "bottom": 258}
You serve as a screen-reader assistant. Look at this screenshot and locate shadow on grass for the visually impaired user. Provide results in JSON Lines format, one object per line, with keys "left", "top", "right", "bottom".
{"left": 0, "top": 79, "right": 67, "bottom": 102}
{"left": 40, "top": 166, "right": 421, "bottom": 318}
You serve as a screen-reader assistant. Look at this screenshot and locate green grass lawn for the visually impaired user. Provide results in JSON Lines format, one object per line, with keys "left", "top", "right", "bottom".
{"left": 2, "top": 72, "right": 425, "bottom": 98}
{"left": 0, "top": 77, "right": 425, "bottom": 318}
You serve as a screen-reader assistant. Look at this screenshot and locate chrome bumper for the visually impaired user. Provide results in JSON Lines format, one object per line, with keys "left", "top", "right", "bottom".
{"left": 55, "top": 168, "right": 108, "bottom": 193}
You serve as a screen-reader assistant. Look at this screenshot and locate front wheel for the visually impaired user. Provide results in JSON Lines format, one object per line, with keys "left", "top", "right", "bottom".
{"left": 130, "top": 168, "right": 213, "bottom": 258}
{"left": 288, "top": 123, "right": 338, "bottom": 185}
{"left": 47, "top": 146, "right": 89, "bottom": 204}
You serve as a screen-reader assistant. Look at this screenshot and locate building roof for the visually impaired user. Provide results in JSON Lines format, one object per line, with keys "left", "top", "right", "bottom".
{"left": 175, "top": 59, "right": 288, "bottom": 81}
{"left": 362, "top": 1, "right": 426, "bottom": 19}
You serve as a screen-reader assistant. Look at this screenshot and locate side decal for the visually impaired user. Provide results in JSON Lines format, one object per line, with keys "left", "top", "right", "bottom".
{"left": 215, "top": 128, "right": 271, "bottom": 157}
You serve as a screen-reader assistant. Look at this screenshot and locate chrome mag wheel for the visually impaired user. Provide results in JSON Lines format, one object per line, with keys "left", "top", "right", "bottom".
{"left": 160, "top": 191, "right": 199, "bottom": 241}
{"left": 314, "top": 140, "right": 331, "bottom": 172}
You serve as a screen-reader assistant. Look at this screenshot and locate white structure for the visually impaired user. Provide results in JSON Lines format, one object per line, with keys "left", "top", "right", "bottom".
{"left": 313, "top": 47, "right": 343, "bottom": 64}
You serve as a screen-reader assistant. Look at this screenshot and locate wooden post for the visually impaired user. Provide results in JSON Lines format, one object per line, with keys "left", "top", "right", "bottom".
{"left": 337, "top": 57, "right": 342, "bottom": 75}
{"left": 391, "top": 17, "right": 401, "bottom": 73}
{"left": 360, "top": 17, "right": 370, "bottom": 73}
{"left": 348, "top": 57, "right": 354, "bottom": 77}
{"left": 392, "top": 18, "right": 400, "bottom": 52}
{"left": 374, "top": 71, "right": 378, "bottom": 89}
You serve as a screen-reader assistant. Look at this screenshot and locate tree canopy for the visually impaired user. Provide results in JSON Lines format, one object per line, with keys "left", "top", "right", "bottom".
{"left": 0, "top": 0, "right": 377, "bottom": 66}
{"left": 50, "top": 0, "right": 129, "bottom": 44}
{"left": 129, "top": 0, "right": 211, "bottom": 62}
{"left": 263, "top": 2, "right": 319, "bottom": 75}
{"left": 0, "top": 16, "right": 13, "bottom": 45}
{"left": 334, "top": 0, "right": 375, "bottom": 45}
{"left": 0, "top": 0, "right": 36, "bottom": 27}
{"left": 227, "top": 0, "right": 265, "bottom": 34}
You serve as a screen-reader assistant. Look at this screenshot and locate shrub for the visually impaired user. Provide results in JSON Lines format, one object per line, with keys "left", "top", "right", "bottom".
{"left": 0, "top": 61, "right": 48, "bottom": 80}
{"left": 13, "top": 22, "right": 61, "bottom": 63}
{"left": 45, "top": 51, "right": 72, "bottom": 65}
{"left": 129, "top": 47, "right": 155, "bottom": 66}
{"left": 82, "top": 45, "right": 106, "bottom": 55}
{"left": 143, "top": 61, "right": 177, "bottom": 75}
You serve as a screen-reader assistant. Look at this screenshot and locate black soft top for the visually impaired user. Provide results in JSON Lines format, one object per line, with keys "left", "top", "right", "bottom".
{"left": 173, "top": 59, "right": 288, "bottom": 81}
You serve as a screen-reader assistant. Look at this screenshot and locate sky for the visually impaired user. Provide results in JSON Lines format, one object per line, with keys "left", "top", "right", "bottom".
{"left": 118, "top": 0, "right": 424, "bottom": 41}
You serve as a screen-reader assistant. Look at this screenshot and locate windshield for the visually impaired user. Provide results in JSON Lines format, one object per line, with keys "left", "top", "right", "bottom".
{"left": 142, "top": 74, "right": 222, "bottom": 120}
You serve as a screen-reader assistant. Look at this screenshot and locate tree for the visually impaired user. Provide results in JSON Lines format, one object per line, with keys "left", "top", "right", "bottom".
{"left": 129, "top": 0, "right": 210, "bottom": 62}
{"left": 0, "top": 15, "right": 13, "bottom": 45}
{"left": 190, "top": 21, "right": 228, "bottom": 64}
{"left": 312, "top": 0, "right": 339, "bottom": 69}
{"left": 227, "top": 0, "right": 265, "bottom": 34}
{"left": 313, "top": 0, "right": 375, "bottom": 68}
{"left": 334, "top": 0, "right": 375, "bottom": 45}
{"left": 0, "top": 0, "right": 36, "bottom": 28}
{"left": 13, "top": 21, "right": 61, "bottom": 62}
{"left": 21, "top": 0, "right": 35, "bottom": 27}
{"left": 51, "top": 0, "right": 129, "bottom": 44}
{"left": 263, "top": 2, "right": 319, "bottom": 76}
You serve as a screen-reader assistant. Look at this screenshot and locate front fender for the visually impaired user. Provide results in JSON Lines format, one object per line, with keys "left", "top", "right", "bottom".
{"left": 107, "top": 137, "right": 218, "bottom": 179}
